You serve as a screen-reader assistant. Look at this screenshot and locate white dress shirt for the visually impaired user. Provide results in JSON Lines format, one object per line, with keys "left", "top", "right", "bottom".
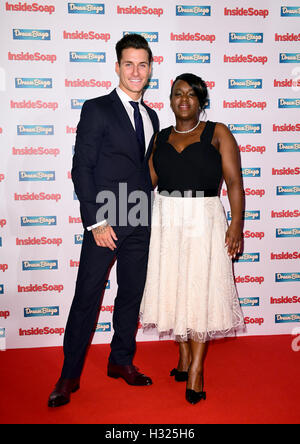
{"left": 87, "top": 86, "right": 154, "bottom": 231}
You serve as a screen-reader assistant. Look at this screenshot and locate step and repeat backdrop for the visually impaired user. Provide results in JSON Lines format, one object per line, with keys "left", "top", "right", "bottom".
{"left": 0, "top": 0, "right": 300, "bottom": 350}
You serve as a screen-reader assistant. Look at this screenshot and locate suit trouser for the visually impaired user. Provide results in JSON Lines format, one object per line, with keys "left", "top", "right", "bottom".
{"left": 61, "top": 226, "right": 150, "bottom": 379}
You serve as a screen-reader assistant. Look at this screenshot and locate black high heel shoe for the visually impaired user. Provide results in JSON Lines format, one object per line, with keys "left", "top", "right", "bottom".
{"left": 186, "top": 373, "right": 206, "bottom": 405}
{"left": 170, "top": 368, "right": 188, "bottom": 382}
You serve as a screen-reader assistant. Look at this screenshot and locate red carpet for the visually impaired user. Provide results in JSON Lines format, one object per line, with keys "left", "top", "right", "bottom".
{"left": 0, "top": 335, "right": 299, "bottom": 424}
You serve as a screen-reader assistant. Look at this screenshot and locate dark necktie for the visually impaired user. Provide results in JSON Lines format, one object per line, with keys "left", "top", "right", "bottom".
{"left": 129, "top": 101, "right": 146, "bottom": 161}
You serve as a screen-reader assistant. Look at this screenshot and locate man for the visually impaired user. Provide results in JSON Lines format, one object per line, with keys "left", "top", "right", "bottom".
{"left": 48, "top": 34, "right": 159, "bottom": 408}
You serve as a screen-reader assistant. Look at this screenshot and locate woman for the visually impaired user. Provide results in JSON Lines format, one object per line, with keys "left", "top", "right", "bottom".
{"left": 140, "top": 73, "right": 245, "bottom": 404}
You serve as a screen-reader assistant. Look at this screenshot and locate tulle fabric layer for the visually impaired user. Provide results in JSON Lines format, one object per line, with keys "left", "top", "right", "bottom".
{"left": 140, "top": 194, "right": 245, "bottom": 343}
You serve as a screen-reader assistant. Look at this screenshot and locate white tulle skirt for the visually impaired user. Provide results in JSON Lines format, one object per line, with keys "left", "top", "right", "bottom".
{"left": 140, "top": 193, "right": 245, "bottom": 342}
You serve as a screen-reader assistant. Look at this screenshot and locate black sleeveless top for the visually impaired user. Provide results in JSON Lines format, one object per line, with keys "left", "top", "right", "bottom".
{"left": 153, "top": 121, "right": 222, "bottom": 196}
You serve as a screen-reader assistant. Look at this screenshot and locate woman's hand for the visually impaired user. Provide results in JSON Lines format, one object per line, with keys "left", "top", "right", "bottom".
{"left": 225, "top": 222, "right": 243, "bottom": 259}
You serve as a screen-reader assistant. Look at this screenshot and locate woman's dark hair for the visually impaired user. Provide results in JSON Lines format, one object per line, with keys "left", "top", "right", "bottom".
{"left": 116, "top": 34, "right": 153, "bottom": 64}
{"left": 170, "top": 73, "right": 209, "bottom": 111}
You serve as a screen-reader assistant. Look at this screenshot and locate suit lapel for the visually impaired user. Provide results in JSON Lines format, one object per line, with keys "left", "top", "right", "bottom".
{"left": 109, "top": 89, "right": 141, "bottom": 162}
{"left": 109, "top": 89, "right": 158, "bottom": 164}
{"left": 142, "top": 100, "right": 159, "bottom": 161}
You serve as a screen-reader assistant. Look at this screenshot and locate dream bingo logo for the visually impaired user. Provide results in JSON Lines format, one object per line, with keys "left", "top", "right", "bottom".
{"left": 176, "top": 5, "right": 211, "bottom": 16}
{"left": 68, "top": 2, "right": 105, "bottom": 14}
{"left": 123, "top": 32, "right": 159, "bottom": 43}
{"left": 276, "top": 228, "right": 300, "bottom": 238}
{"left": 280, "top": 53, "right": 300, "bottom": 63}
{"left": 176, "top": 53, "right": 211, "bottom": 63}
{"left": 22, "top": 260, "right": 58, "bottom": 271}
{"left": 275, "top": 273, "right": 300, "bottom": 282}
{"left": 24, "top": 306, "right": 59, "bottom": 317}
{"left": 21, "top": 216, "right": 57, "bottom": 226}
{"left": 229, "top": 79, "right": 263, "bottom": 89}
{"left": 13, "top": 29, "right": 51, "bottom": 40}
{"left": 277, "top": 143, "right": 300, "bottom": 152}
{"left": 228, "top": 124, "right": 261, "bottom": 134}
{"left": 229, "top": 32, "right": 263, "bottom": 43}
{"left": 276, "top": 186, "right": 300, "bottom": 195}
{"left": 275, "top": 314, "right": 300, "bottom": 324}
{"left": 69, "top": 52, "right": 106, "bottom": 63}
{"left": 18, "top": 171, "right": 55, "bottom": 181}
{"left": 15, "top": 78, "right": 52, "bottom": 88}
{"left": 278, "top": 99, "right": 300, "bottom": 108}
{"left": 281, "top": 6, "right": 300, "bottom": 17}
{"left": 17, "top": 125, "right": 54, "bottom": 135}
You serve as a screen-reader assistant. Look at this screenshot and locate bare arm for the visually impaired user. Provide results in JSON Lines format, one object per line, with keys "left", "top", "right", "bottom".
{"left": 148, "top": 134, "right": 158, "bottom": 188}
{"left": 216, "top": 123, "right": 244, "bottom": 258}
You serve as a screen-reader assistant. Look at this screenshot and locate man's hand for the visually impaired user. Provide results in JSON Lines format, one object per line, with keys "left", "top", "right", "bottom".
{"left": 92, "top": 224, "right": 118, "bottom": 251}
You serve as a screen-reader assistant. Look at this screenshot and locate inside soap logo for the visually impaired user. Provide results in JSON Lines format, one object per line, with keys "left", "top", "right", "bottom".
{"left": 6, "top": 2, "right": 55, "bottom": 14}
{"left": 176, "top": 5, "right": 211, "bottom": 16}
{"left": 117, "top": 6, "right": 163, "bottom": 17}
{"left": 229, "top": 32, "right": 263, "bottom": 43}
{"left": 68, "top": 3, "right": 105, "bottom": 14}
{"left": 224, "top": 7, "right": 269, "bottom": 18}
{"left": 13, "top": 29, "right": 50, "bottom": 40}
{"left": 0, "top": 285, "right": 4, "bottom": 294}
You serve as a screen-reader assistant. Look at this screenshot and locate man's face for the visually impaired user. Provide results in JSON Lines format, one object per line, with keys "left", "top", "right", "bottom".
{"left": 115, "top": 48, "right": 152, "bottom": 99}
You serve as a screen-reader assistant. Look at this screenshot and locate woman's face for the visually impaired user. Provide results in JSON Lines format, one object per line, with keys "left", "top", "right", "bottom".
{"left": 170, "top": 80, "right": 200, "bottom": 120}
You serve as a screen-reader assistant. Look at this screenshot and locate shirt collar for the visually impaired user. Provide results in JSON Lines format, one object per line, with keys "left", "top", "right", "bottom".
{"left": 116, "top": 86, "right": 142, "bottom": 105}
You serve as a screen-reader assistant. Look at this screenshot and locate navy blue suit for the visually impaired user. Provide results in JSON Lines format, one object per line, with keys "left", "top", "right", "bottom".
{"left": 61, "top": 89, "right": 159, "bottom": 379}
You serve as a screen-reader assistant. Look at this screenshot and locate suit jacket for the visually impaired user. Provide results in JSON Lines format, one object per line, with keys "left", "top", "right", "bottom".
{"left": 72, "top": 89, "right": 160, "bottom": 234}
